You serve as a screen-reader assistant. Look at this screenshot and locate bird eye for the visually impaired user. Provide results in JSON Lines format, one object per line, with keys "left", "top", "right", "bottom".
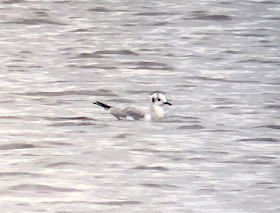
{"left": 157, "top": 98, "right": 161, "bottom": 101}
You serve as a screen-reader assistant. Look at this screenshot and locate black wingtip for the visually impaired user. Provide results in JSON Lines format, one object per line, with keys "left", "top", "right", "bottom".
{"left": 93, "top": 101, "right": 111, "bottom": 111}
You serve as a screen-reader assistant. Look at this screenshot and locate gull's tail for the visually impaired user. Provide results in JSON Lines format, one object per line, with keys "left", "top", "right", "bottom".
{"left": 93, "top": 101, "right": 111, "bottom": 111}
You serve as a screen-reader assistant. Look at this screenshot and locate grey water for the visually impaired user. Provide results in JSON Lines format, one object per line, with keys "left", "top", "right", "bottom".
{"left": 0, "top": 0, "right": 280, "bottom": 212}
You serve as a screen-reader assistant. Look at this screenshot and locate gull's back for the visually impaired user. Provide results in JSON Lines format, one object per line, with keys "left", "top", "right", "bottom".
{"left": 124, "top": 107, "right": 147, "bottom": 120}
{"left": 110, "top": 107, "right": 128, "bottom": 120}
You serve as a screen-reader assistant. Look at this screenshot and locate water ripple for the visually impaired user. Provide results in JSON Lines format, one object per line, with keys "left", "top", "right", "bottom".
{"left": 9, "top": 184, "right": 82, "bottom": 192}
{"left": 185, "top": 11, "right": 232, "bottom": 21}
{"left": 18, "top": 89, "right": 117, "bottom": 97}
{"left": 77, "top": 50, "right": 139, "bottom": 59}
{"left": 177, "top": 125, "right": 205, "bottom": 130}
{"left": 132, "top": 166, "right": 169, "bottom": 171}
{"left": 0, "top": 172, "right": 40, "bottom": 177}
{"left": 5, "top": 18, "right": 66, "bottom": 25}
{"left": 0, "top": 143, "right": 36, "bottom": 150}
{"left": 238, "top": 138, "right": 279, "bottom": 143}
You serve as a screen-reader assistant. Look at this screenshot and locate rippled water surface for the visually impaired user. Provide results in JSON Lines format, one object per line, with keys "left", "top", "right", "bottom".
{"left": 0, "top": 0, "right": 280, "bottom": 212}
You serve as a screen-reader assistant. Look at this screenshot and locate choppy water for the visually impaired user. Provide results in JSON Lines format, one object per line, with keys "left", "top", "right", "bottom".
{"left": 0, "top": 0, "right": 280, "bottom": 212}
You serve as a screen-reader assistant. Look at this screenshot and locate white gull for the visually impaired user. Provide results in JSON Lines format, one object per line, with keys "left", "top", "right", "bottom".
{"left": 93, "top": 93, "right": 172, "bottom": 121}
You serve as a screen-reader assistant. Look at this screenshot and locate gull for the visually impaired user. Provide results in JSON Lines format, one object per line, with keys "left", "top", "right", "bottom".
{"left": 93, "top": 93, "right": 172, "bottom": 121}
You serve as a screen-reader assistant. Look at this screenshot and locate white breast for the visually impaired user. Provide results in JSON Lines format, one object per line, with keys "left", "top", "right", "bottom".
{"left": 150, "top": 104, "right": 164, "bottom": 120}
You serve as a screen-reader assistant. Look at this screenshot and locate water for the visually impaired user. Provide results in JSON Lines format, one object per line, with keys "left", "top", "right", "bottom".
{"left": 0, "top": 0, "right": 280, "bottom": 212}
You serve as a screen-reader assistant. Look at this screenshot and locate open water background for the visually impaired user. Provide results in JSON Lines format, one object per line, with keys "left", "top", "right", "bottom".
{"left": 0, "top": 0, "right": 280, "bottom": 212}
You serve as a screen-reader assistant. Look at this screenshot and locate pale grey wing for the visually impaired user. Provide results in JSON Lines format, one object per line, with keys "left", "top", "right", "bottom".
{"left": 110, "top": 107, "right": 128, "bottom": 120}
{"left": 123, "top": 107, "right": 146, "bottom": 120}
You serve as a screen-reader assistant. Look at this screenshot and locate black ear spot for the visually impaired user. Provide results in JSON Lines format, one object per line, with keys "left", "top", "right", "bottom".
{"left": 152, "top": 97, "right": 155, "bottom": 102}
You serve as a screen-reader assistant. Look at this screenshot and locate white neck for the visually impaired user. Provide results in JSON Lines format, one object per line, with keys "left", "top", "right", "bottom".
{"left": 150, "top": 104, "right": 164, "bottom": 120}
